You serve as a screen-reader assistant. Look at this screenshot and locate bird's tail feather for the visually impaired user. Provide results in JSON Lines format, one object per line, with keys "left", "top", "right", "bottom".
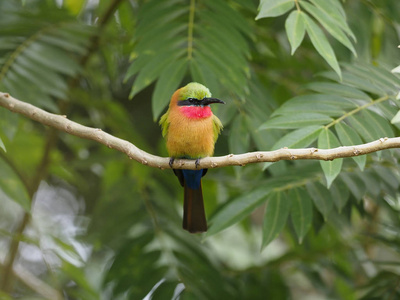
{"left": 183, "top": 182, "right": 207, "bottom": 233}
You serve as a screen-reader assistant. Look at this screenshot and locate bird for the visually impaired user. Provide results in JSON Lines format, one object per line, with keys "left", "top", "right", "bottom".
{"left": 159, "top": 82, "right": 225, "bottom": 233}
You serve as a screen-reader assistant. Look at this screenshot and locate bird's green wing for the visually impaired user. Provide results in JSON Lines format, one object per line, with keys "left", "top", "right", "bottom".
{"left": 159, "top": 109, "right": 170, "bottom": 138}
{"left": 212, "top": 115, "right": 223, "bottom": 142}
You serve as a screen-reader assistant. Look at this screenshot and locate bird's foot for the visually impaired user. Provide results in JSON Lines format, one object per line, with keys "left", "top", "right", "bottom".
{"left": 169, "top": 157, "right": 175, "bottom": 168}
{"left": 195, "top": 158, "right": 200, "bottom": 169}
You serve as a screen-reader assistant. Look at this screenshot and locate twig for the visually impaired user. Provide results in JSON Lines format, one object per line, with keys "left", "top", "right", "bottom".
{"left": 1, "top": 92, "right": 400, "bottom": 170}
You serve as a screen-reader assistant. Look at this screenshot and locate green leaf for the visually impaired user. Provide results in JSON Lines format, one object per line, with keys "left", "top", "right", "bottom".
{"left": 335, "top": 122, "right": 366, "bottom": 171}
{"left": 24, "top": 42, "right": 81, "bottom": 76}
{"left": 373, "top": 165, "right": 400, "bottom": 190}
{"left": 348, "top": 63, "right": 400, "bottom": 93}
{"left": 0, "top": 156, "right": 30, "bottom": 211}
{"left": 128, "top": 49, "right": 185, "bottom": 99}
{"left": 311, "top": 0, "right": 355, "bottom": 41}
{"left": 260, "top": 113, "right": 332, "bottom": 129}
{"left": 285, "top": 11, "right": 306, "bottom": 55}
{"left": 229, "top": 114, "right": 250, "bottom": 154}
{"left": 277, "top": 94, "right": 357, "bottom": 112}
{"left": 303, "top": 13, "right": 341, "bottom": 79}
{"left": 339, "top": 173, "right": 366, "bottom": 202}
{"left": 272, "top": 99, "right": 345, "bottom": 117}
{"left": 0, "top": 137, "right": 5, "bottom": 152}
{"left": 347, "top": 111, "right": 392, "bottom": 145}
{"left": 301, "top": 1, "right": 356, "bottom": 56}
{"left": 391, "top": 110, "right": 400, "bottom": 124}
{"left": 306, "top": 182, "right": 333, "bottom": 221}
{"left": 262, "top": 191, "right": 291, "bottom": 248}
{"left": 318, "top": 128, "right": 343, "bottom": 187}
{"left": 189, "top": 59, "right": 220, "bottom": 96}
{"left": 271, "top": 125, "right": 323, "bottom": 150}
{"left": 0, "top": 106, "right": 18, "bottom": 140}
{"left": 363, "top": 109, "right": 394, "bottom": 138}
{"left": 347, "top": 115, "right": 375, "bottom": 142}
{"left": 151, "top": 58, "right": 187, "bottom": 121}
{"left": 330, "top": 181, "right": 350, "bottom": 213}
{"left": 256, "top": 0, "right": 294, "bottom": 19}
{"left": 341, "top": 65, "right": 386, "bottom": 95}
{"left": 304, "top": 82, "right": 371, "bottom": 101}
{"left": 207, "top": 187, "right": 271, "bottom": 237}
{"left": 290, "top": 188, "right": 312, "bottom": 244}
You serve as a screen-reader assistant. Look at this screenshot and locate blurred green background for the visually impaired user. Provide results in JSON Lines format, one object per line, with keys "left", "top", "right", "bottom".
{"left": 1, "top": 0, "right": 400, "bottom": 299}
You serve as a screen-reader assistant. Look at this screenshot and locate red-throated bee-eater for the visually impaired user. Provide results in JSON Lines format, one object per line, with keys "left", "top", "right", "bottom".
{"left": 160, "top": 82, "right": 225, "bottom": 233}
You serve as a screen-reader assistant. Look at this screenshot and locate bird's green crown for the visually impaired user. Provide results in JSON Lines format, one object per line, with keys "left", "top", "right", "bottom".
{"left": 178, "top": 82, "right": 211, "bottom": 101}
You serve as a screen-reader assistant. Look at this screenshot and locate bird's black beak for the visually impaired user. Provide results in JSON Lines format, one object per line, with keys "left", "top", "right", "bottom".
{"left": 202, "top": 97, "right": 225, "bottom": 105}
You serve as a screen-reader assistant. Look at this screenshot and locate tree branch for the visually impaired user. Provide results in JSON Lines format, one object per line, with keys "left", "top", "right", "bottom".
{"left": 1, "top": 92, "right": 400, "bottom": 170}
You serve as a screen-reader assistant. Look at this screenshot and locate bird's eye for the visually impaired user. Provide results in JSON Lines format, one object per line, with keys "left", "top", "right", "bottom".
{"left": 187, "top": 98, "right": 194, "bottom": 103}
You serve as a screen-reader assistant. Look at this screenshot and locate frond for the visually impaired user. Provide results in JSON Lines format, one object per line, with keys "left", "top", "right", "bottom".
{"left": 0, "top": 3, "right": 94, "bottom": 112}
{"left": 125, "top": 0, "right": 253, "bottom": 120}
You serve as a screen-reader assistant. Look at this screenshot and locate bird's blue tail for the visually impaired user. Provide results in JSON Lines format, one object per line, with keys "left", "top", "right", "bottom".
{"left": 182, "top": 169, "right": 203, "bottom": 189}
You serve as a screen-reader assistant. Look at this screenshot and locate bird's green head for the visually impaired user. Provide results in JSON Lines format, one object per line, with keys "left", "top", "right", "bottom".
{"left": 177, "top": 82, "right": 225, "bottom": 107}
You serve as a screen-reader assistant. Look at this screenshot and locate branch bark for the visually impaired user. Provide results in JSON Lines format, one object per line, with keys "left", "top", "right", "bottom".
{"left": 1, "top": 92, "right": 400, "bottom": 170}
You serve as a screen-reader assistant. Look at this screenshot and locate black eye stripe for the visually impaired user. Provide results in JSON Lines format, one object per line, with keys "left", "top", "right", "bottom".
{"left": 178, "top": 98, "right": 203, "bottom": 106}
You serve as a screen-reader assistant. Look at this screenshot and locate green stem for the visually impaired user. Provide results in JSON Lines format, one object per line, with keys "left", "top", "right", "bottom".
{"left": 187, "top": 0, "right": 196, "bottom": 60}
{"left": 325, "top": 95, "right": 390, "bottom": 129}
{"left": 294, "top": 0, "right": 301, "bottom": 11}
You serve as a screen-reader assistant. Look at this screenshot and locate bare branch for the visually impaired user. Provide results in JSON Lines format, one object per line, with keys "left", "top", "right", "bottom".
{"left": 1, "top": 92, "right": 400, "bottom": 170}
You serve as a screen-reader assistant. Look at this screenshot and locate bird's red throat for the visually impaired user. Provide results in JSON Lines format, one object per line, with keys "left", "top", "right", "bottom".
{"left": 180, "top": 106, "right": 212, "bottom": 119}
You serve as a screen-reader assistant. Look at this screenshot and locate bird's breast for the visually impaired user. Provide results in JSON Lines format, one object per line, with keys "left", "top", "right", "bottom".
{"left": 166, "top": 109, "right": 215, "bottom": 158}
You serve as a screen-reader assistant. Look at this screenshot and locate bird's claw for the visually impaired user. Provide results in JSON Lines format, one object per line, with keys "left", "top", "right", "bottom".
{"left": 195, "top": 158, "right": 200, "bottom": 169}
{"left": 169, "top": 157, "right": 175, "bottom": 168}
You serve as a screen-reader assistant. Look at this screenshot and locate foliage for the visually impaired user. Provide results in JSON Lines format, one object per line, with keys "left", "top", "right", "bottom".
{"left": 1, "top": 0, "right": 400, "bottom": 299}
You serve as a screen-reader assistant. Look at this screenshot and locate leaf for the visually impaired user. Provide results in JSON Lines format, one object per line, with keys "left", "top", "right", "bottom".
{"left": 391, "top": 110, "right": 400, "bottom": 124}
{"left": 335, "top": 122, "right": 366, "bottom": 171}
{"left": 285, "top": 11, "right": 306, "bottom": 55}
{"left": 0, "top": 137, "right": 5, "bottom": 152}
{"left": 363, "top": 109, "right": 394, "bottom": 139}
{"left": 276, "top": 94, "right": 357, "bottom": 112}
{"left": 349, "top": 63, "right": 400, "bottom": 93}
{"left": 318, "top": 128, "right": 343, "bottom": 187}
{"left": 341, "top": 64, "right": 386, "bottom": 95}
{"left": 303, "top": 13, "right": 341, "bottom": 79}
{"left": 128, "top": 49, "right": 185, "bottom": 99}
{"left": 304, "top": 82, "right": 371, "bottom": 101}
{"left": 329, "top": 181, "right": 350, "bottom": 213}
{"left": 260, "top": 113, "right": 332, "bottom": 129}
{"left": 151, "top": 58, "right": 187, "bottom": 121}
{"left": 262, "top": 191, "right": 291, "bottom": 248}
{"left": 306, "top": 182, "right": 333, "bottom": 221}
{"left": 290, "top": 188, "right": 312, "bottom": 244}
{"left": 0, "top": 156, "right": 30, "bottom": 211}
{"left": 272, "top": 100, "right": 345, "bottom": 117}
{"left": 347, "top": 114, "right": 378, "bottom": 143}
{"left": 0, "top": 105, "right": 18, "bottom": 140}
{"left": 229, "top": 114, "right": 250, "bottom": 154}
{"left": 311, "top": 0, "right": 355, "bottom": 41}
{"left": 339, "top": 173, "right": 366, "bottom": 202}
{"left": 301, "top": 1, "right": 356, "bottom": 56}
{"left": 270, "top": 125, "right": 323, "bottom": 150}
{"left": 207, "top": 187, "right": 271, "bottom": 237}
{"left": 373, "top": 165, "right": 400, "bottom": 190}
{"left": 256, "top": 0, "right": 294, "bottom": 19}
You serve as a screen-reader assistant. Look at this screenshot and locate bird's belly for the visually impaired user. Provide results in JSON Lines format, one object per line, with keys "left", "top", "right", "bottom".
{"left": 166, "top": 117, "right": 215, "bottom": 158}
